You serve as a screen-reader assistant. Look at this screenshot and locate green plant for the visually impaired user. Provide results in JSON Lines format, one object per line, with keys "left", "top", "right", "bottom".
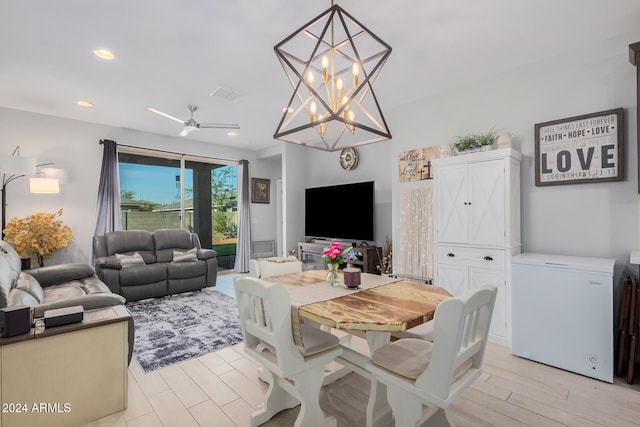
{"left": 452, "top": 130, "right": 497, "bottom": 151}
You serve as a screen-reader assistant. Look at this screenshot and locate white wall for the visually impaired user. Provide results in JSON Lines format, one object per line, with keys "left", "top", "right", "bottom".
{"left": 0, "top": 107, "right": 272, "bottom": 264}
{"left": 249, "top": 154, "right": 281, "bottom": 248}
{"left": 390, "top": 32, "right": 640, "bottom": 297}
{"left": 282, "top": 143, "right": 308, "bottom": 255}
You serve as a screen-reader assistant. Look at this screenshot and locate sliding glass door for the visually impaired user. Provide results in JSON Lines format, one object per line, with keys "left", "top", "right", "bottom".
{"left": 118, "top": 149, "right": 237, "bottom": 264}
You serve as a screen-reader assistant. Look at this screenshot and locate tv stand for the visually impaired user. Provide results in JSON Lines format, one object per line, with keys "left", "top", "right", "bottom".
{"left": 297, "top": 242, "right": 381, "bottom": 274}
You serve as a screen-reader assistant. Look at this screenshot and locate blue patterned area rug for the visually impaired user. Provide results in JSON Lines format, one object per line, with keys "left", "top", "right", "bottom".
{"left": 127, "top": 287, "right": 244, "bottom": 372}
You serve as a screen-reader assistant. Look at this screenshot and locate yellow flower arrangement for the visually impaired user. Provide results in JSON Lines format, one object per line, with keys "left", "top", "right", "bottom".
{"left": 3, "top": 209, "right": 74, "bottom": 266}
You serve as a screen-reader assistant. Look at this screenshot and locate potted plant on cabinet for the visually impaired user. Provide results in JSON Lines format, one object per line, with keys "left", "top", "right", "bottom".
{"left": 452, "top": 130, "right": 497, "bottom": 154}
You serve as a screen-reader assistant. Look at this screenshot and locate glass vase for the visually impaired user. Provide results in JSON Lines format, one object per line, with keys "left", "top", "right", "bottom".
{"left": 326, "top": 263, "right": 339, "bottom": 286}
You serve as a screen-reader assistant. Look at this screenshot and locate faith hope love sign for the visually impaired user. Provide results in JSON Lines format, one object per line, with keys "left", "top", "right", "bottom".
{"left": 535, "top": 108, "right": 624, "bottom": 186}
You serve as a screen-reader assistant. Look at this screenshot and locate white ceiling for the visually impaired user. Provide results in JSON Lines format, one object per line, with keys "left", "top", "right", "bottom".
{"left": 1, "top": 0, "right": 640, "bottom": 152}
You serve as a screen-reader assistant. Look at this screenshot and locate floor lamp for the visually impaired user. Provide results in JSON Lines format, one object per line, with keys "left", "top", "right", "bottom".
{"left": 0, "top": 147, "right": 36, "bottom": 239}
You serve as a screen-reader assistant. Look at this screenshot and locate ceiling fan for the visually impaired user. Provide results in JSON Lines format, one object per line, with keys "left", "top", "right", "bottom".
{"left": 147, "top": 105, "right": 240, "bottom": 137}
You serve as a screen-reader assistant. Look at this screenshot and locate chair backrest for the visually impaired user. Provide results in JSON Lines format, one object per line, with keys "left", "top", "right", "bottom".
{"left": 416, "top": 285, "right": 497, "bottom": 407}
{"left": 233, "top": 276, "right": 306, "bottom": 376}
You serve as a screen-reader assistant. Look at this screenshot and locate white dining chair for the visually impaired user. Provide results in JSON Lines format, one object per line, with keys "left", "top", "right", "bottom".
{"left": 391, "top": 320, "right": 434, "bottom": 341}
{"left": 233, "top": 276, "right": 342, "bottom": 427}
{"left": 366, "top": 285, "right": 497, "bottom": 427}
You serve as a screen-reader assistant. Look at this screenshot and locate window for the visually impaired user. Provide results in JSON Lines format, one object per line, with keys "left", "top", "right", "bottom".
{"left": 117, "top": 149, "right": 238, "bottom": 264}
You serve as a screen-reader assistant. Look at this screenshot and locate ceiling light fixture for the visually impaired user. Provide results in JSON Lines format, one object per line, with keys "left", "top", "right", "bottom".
{"left": 227, "top": 131, "right": 238, "bottom": 137}
{"left": 93, "top": 49, "right": 115, "bottom": 60}
{"left": 273, "top": 1, "right": 392, "bottom": 152}
{"left": 77, "top": 101, "right": 94, "bottom": 108}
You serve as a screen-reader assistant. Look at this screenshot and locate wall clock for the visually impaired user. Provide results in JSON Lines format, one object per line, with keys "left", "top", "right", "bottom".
{"left": 339, "top": 148, "right": 359, "bottom": 171}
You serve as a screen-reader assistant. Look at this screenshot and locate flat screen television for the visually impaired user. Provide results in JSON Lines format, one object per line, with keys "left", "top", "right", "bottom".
{"left": 305, "top": 181, "right": 375, "bottom": 242}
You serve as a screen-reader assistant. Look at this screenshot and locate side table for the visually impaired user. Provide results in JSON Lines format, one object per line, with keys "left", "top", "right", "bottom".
{"left": 0, "top": 305, "right": 131, "bottom": 427}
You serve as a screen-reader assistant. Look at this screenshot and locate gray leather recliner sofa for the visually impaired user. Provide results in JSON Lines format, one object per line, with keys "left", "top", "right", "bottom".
{"left": 93, "top": 229, "right": 217, "bottom": 302}
{"left": 0, "top": 240, "right": 135, "bottom": 363}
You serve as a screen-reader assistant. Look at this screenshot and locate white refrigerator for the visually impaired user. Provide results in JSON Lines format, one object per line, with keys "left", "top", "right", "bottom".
{"left": 511, "top": 253, "right": 615, "bottom": 383}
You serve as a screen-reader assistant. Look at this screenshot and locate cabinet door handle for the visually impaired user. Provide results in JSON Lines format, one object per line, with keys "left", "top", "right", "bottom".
{"left": 483, "top": 256, "right": 493, "bottom": 261}
{"left": 447, "top": 253, "right": 455, "bottom": 257}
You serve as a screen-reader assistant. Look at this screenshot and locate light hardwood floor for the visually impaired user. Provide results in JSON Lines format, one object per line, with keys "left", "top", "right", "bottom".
{"left": 84, "top": 275, "right": 640, "bottom": 427}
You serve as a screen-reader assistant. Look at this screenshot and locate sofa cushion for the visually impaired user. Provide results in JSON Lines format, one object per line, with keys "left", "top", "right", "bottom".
{"left": 105, "top": 230, "right": 156, "bottom": 264}
{"left": 172, "top": 248, "right": 198, "bottom": 263}
{"left": 118, "top": 263, "right": 167, "bottom": 287}
{"left": 81, "top": 276, "right": 115, "bottom": 295}
{"left": 41, "top": 282, "right": 87, "bottom": 301}
{"left": 36, "top": 277, "right": 126, "bottom": 317}
{"left": 27, "top": 263, "right": 98, "bottom": 287}
{"left": 15, "top": 272, "right": 44, "bottom": 303}
{"left": 167, "top": 260, "right": 206, "bottom": 279}
{"left": 115, "top": 252, "right": 146, "bottom": 268}
{"left": 154, "top": 229, "right": 194, "bottom": 263}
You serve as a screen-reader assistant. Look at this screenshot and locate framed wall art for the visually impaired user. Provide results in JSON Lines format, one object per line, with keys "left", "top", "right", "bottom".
{"left": 398, "top": 146, "right": 441, "bottom": 182}
{"left": 251, "top": 178, "right": 270, "bottom": 204}
{"left": 534, "top": 108, "right": 624, "bottom": 186}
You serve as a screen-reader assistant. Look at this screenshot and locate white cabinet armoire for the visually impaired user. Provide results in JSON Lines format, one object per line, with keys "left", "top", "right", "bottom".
{"left": 433, "top": 148, "right": 521, "bottom": 345}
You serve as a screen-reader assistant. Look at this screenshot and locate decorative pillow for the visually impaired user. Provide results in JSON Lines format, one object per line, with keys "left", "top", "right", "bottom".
{"left": 172, "top": 247, "right": 198, "bottom": 263}
{"left": 115, "top": 252, "right": 146, "bottom": 268}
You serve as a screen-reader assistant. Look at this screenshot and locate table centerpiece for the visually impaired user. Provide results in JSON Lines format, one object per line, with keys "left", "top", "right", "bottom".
{"left": 322, "top": 241, "right": 358, "bottom": 286}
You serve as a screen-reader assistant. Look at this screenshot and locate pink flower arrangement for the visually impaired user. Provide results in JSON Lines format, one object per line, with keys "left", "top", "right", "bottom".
{"left": 322, "top": 241, "right": 356, "bottom": 265}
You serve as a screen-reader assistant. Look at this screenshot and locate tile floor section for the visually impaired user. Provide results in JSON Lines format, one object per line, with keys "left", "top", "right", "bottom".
{"left": 83, "top": 273, "right": 640, "bottom": 427}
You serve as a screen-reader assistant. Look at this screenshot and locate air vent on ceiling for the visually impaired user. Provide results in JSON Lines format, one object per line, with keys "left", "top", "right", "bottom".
{"left": 209, "top": 86, "right": 245, "bottom": 102}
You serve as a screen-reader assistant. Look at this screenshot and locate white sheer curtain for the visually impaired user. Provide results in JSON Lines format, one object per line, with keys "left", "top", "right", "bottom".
{"left": 92, "top": 139, "right": 121, "bottom": 261}
{"left": 234, "top": 160, "right": 251, "bottom": 272}
{"left": 398, "top": 186, "right": 433, "bottom": 280}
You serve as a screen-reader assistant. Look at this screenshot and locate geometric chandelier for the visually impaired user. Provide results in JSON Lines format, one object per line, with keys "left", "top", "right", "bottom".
{"left": 274, "top": 2, "right": 392, "bottom": 152}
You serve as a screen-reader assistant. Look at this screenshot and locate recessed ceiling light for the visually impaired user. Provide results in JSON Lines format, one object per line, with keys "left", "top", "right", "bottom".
{"left": 227, "top": 131, "right": 238, "bottom": 137}
{"left": 77, "top": 101, "right": 94, "bottom": 107}
{"left": 282, "top": 107, "right": 294, "bottom": 113}
{"left": 93, "top": 49, "right": 115, "bottom": 60}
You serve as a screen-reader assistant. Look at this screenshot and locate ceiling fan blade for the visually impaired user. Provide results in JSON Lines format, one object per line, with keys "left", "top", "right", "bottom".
{"left": 147, "top": 107, "right": 185, "bottom": 124}
{"left": 179, "top": 126, "right": 197, "bottom": 137}
{"left": 198, "top": 123, "right": 240, "bottom": 130}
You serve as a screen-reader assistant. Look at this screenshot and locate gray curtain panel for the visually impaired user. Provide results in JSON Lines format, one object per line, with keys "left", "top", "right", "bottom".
{"left": 92, "top": 139, "right": 121, "bottom": 261}
{"left": 234, "top": 159, "right": 251, "bottom": 272}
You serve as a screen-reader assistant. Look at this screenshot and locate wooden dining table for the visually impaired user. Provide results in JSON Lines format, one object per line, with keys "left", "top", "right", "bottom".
{"left": 261, "top": 269, "right": 452, "bottom": 427}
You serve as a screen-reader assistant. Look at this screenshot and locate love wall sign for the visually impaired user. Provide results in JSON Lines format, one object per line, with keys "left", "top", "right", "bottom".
{"left": 534, "top": 108, "right": 624, "bottom": 186}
